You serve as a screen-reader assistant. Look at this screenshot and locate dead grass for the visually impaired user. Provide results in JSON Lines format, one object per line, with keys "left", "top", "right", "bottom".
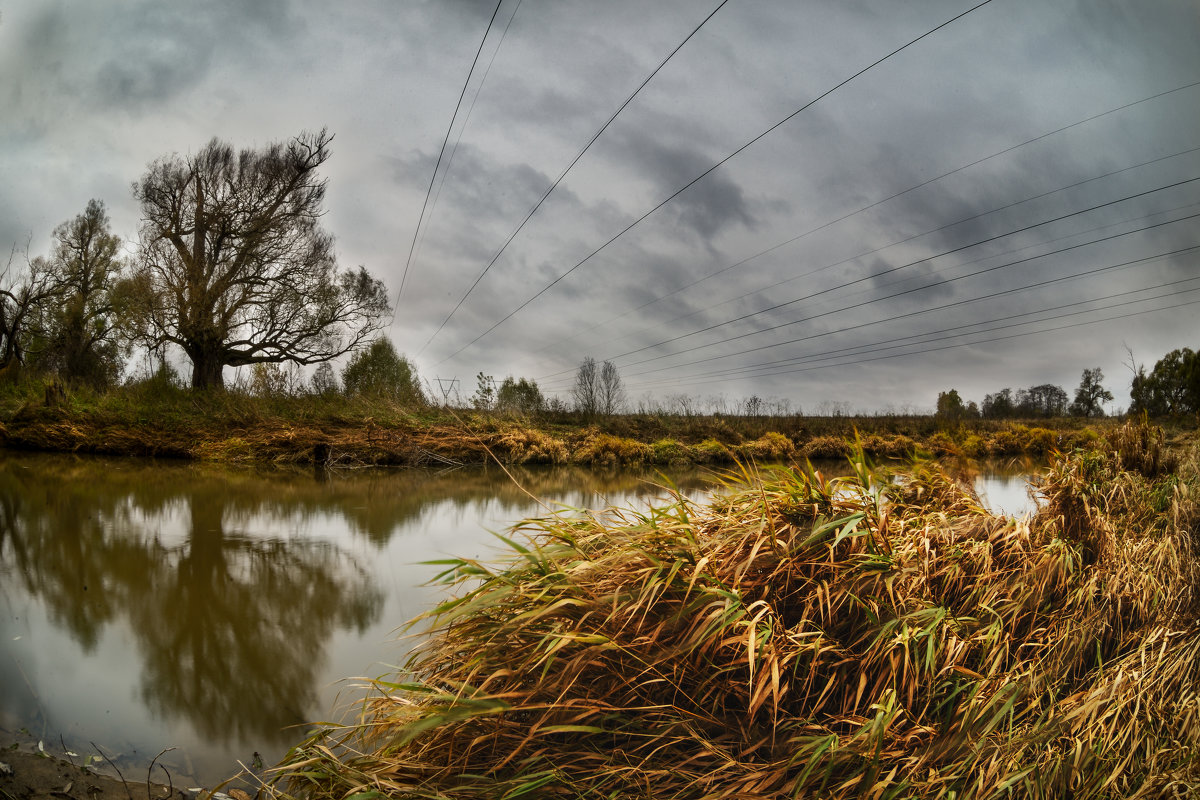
{"left": 266, "top": 421, "right": 1200, "bottom": 799}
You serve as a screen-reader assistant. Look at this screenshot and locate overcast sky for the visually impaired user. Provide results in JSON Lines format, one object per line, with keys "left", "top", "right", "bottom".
{"left": 2, "top": 0, "right": 1197, "bottom": 412}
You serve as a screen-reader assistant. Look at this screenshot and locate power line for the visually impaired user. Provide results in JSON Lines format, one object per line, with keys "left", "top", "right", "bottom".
{"left": 415, "top": 0, "right": 526, "bottom": 276}
{"left": 540, "top": 139, "right": 1200, "bottom": 359}
{"left": 592, "top": 191, "right": 1200, "bottom": 366}
{"left": 417, "top": 0, "right": 732, "bottom": 357}
{"left": 533, "top": 83, "right": 1200, "bottom": 358}
{"left": 601, "top": 177, "right": 1200, "bottom": 369}
{"left": 436, "top": 0, "right": 999, "bottom": 365}
{"left": 394, "top": 0, "right": 506, "bottom": 315}
{"left": 606, "top": 233, "right": 1200, "bottom": 384}
{"left": 623, "top": 269, "right": 1200, "bottom": 389}
{"left": 538, "top": 210, "right": 1199, "bottom": 392}
{"left": 626, "top": 292, "right": 1200, "bottom": 390}
{"left": 538, "top": 185, "right": 1200, "bottom": 387}
{"left": 545, "top": 218, "right": 1198, "bottom": 389}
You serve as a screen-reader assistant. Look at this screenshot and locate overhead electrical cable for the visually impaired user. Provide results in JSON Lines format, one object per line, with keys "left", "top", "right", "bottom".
{"left": 602, "top": 176, "right": 1200, "bottom": 366}
{"left": 611, "top": 229, "right": 1200, "bottom": 380}
{"left": 622, "top": 270, "right": 1200, "bottom": 388}
{"left": 543, "top": 142, "right": 1200, "bottom": 358}
{"left": 544, "top": 207, "right": 1200, "bottom": 389}
{"left": 539, "top": 181, "right": 1200, "bottom": 385}
{"left": 436, "top": 0, "right": 999, "bottom": 365}
{"left": 626, "top": 293, "right": 1200, "bottom": 389}
{"left": 394, "top": 0, "right": 506, "bottom": 314}
{"left": 416, "top": 0, "right": 526, "bottom": 268}
{"left": 597, "top": 194, "right": 1200, "bottom": 364}
{"left": 416, "top": 0, "right": 733, "bottom": 356}
{"left": 533, "top": 83, "right": 1200, "bottom": 357}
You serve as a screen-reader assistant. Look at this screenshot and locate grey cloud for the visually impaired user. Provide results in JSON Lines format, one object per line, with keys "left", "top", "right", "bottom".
{"left": 606, "top": 130, "right": 756, "bottom": 240}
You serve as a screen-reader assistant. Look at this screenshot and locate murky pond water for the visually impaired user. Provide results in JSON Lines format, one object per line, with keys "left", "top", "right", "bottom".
{"left": 0, "top": 452, "right": 1037, "bottom": 785}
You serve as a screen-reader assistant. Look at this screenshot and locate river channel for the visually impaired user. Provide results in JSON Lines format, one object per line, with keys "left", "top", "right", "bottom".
{"left": 0, "top": 452, "right": 1039, "bottom": 786}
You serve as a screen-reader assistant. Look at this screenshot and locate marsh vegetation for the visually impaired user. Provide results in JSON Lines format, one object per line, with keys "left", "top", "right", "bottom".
{"left": 267, "top": 422, "right": 1200, "bottom": 799}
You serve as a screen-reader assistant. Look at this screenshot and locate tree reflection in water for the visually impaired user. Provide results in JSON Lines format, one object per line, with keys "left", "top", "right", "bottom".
{"left": 0, "top": 454, "right": 729, "bottom": 782}
{"left": 0, "top": 457, "right": 382, "bottom": 747}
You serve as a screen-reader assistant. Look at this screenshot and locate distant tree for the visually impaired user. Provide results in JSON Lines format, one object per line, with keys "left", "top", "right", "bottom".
{"left": 129, "top": 129, "right": 390, "bottom": 389}
{"left": 982, "top": 388, "right": 1015, "bottom": 419}
{"left": 573, "top": 357, "right": 599, "bottom": 415}
{"left": 1069, "top": 367, "right": 1113, "bottom": 418}
{"left": 742, "top": 395, "right": 766, "bottom": 417}
{"left": 310, "top": 362, "right": 340, "bottom": 396}
{"left": 496, "top": 376, "right": 544, "bottom": 416}
{"left": 598, "top": 360, "right": 625, "bottom": 415}
{"left": 1130, "top": 348, "right": 1199, "bottom": 416}
{"left": 28, "top": 199, "right": 126, "bottom": 388}
{"left": 935, "top": 389, "right": 966, "bottom": 419}
{"left": 470, "top": 372, "right": 496, "bottom": 411}
{"left": 341, "top": 338, "right": 423, "bottom": 404}
{"left": 1015, "top": 383, "right": 1069, "bottom": 417}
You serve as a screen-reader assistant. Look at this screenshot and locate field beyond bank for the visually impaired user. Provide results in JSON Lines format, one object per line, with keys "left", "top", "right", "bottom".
{"left": 2, "top": 376, "right": 1191, "bottom": 468}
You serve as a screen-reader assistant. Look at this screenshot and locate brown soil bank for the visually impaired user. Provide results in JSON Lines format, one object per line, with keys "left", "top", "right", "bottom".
{"left": 266, "top": 421, "right": 1200, "bottom": 799}
{"left": 0, "top": 381, "right": 1170, "bottom": 468}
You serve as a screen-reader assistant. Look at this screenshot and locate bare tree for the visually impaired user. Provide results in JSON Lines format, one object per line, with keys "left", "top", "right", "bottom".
{"left": 573, "top": 356, "right": 599, "bottom": 415}
{"left": 598, "top": 359, "right": 625, "bottom": 415}
{"left": 129, "top": 129, "right": 390, "bottom": 389}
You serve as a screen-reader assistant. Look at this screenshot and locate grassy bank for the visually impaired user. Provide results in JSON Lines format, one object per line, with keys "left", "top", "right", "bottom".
{"left": 266, "top": 422, "right": 1200, "bottom": 799}
{"left": 0, "top": 375, "right": 1175, "bottom": 468}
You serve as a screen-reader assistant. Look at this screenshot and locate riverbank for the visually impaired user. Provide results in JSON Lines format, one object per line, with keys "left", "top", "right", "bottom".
{"left": 1, "top": 377, "right": 1186, "bottom": 468}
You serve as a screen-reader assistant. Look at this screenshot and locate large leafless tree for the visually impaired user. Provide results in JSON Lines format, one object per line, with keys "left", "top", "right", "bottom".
{"left": 130, "top": 129, "right": 389, "bottom": 389}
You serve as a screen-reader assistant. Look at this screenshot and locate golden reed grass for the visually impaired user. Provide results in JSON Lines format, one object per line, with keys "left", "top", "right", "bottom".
{"left": 269, "top": 421, "right": 1200, "bottom": 799}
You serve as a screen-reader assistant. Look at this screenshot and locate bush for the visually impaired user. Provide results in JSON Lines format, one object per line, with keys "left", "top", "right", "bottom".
{"left": 801, "top": 435, "right": 850, "bottom": 459}
{"left": 571, "top": 433, "right": 652, "bottom": 467}
{"left": 651, "top": 438, "right": 691, "bottom": 465}
{"left": 737, "top": 431, "right": 794, "bottom": 462}
{"left": 342, "top": 339, "right": 424, "bottom": 405}
{"left": 491, "top": 427, "right": 568, "bottom": 465}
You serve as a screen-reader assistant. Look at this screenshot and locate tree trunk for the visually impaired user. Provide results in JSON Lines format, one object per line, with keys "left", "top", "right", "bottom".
{"left": 190, "top": 349, "right": 226, "bottom": 390}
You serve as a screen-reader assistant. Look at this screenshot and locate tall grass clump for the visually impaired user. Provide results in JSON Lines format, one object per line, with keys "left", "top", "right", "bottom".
{"left": 271, "top": 421, "right": 1199, "bottom": 798}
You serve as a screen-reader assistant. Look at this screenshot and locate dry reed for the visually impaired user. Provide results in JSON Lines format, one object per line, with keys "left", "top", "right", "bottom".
{"left": 269, "top": 421, "right": 1200, "bottom": 799}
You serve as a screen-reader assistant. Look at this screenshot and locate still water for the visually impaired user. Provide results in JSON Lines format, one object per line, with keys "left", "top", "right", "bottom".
{"left": 0, "top": 453, "right": 1037, "bottom": 786}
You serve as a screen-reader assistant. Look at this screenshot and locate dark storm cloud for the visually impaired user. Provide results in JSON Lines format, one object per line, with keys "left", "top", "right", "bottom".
{"left": 602, "top": 125, "right": 756, "bottom": 241}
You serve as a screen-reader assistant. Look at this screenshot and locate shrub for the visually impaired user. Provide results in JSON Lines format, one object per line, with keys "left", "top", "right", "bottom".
{"left": 571, "top": 433, "right": 652, "bottom": 467}
{"left": 342, "top": 339, "right": 424, "bottom": 405}
{"left": 801, "top": 435, "right": 850, "bottom": 459}
{"left": 491, "top": 427, "right": 568, "bottom": 465}
{"left": 737, "top": 431, "right": 794, "bottom": 462}
{"left": 651, "top": 438, "right": 691, "bottom": 465}
{"left": 694, "top": 438, "right": 731, "bottom": 463}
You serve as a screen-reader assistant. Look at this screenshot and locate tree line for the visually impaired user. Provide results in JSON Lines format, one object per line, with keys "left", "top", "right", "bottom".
{"left": 937, "top": 354, "right": 1199, "bottom": 422}
{"left": 937, "top": 368, "right": 1113, "bottom": 420}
